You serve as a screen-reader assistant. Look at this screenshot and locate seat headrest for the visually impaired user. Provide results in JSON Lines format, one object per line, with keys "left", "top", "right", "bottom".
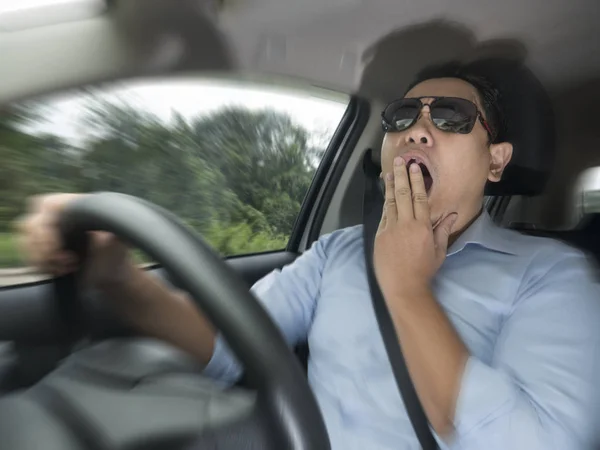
{"left": 467, "top": 58, "right": 556, "bottom": 196}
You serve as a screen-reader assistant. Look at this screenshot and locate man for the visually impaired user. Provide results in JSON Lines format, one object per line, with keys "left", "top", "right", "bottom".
{"left": 18, "top": 62, "right": 600, "bottom": 450}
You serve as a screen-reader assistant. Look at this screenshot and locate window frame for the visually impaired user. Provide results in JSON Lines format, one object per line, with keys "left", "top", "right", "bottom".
{"left": 293, "top": 96, "right": 371, "bottom": 252}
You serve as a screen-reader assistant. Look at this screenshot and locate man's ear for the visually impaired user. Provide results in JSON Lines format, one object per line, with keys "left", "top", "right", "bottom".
{"left": 488, "top": 142, "right": 513, "bottom": 182}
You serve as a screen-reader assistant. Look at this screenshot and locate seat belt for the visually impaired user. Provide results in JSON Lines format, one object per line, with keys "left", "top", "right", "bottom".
{"left": 361, "top": 149, "right": 439, "bottom": 450}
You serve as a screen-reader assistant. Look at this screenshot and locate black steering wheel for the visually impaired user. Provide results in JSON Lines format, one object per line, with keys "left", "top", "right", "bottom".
{"left": 0, "top": 192, "right": 330, "bottom": 450}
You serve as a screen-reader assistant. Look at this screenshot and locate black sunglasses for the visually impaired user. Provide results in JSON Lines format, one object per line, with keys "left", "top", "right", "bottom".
{"left": 381, "top": 96, "right": 494, "bottom": 139}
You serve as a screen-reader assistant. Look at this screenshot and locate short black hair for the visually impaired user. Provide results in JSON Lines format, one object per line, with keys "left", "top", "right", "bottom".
{"left": 405, "top": 61, "right": 507, "bottom": 144}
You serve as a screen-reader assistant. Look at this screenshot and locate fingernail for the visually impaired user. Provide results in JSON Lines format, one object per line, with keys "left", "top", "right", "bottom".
{"left": 386, "top": 173, "right": 394, "bottom": 181}
{"left": 394, "top": 157, "right": 404, "bottom": 166}
{"left": 409, "top": 163, "right": 420, "bottom": 173}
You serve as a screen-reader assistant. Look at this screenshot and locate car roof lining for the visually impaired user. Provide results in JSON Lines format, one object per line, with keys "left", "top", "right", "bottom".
{"left": 2, "top": 0, "right": 598, "bottom": 105}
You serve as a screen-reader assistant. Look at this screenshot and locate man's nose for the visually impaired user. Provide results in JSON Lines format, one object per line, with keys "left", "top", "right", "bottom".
{"left": 404, "top": 112, "right": 434, "bottom": 147}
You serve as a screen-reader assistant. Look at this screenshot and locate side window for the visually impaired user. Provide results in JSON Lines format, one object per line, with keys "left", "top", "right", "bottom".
{"left": 0, "top": 77, "right": 349, "bottom": 277}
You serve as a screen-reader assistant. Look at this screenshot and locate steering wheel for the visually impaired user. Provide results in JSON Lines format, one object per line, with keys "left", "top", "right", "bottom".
{"left": 0, "top": 192, "right": 330, "bottom": 450}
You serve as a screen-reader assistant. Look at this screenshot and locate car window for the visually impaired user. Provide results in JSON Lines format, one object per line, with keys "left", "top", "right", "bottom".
{"left": 0, "top": 77, "right": 349, "bottom": 282}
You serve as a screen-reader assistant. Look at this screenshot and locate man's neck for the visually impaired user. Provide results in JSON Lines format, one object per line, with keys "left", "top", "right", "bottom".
{"left": 447, "top": 206, "right": 484, "bottom": 248}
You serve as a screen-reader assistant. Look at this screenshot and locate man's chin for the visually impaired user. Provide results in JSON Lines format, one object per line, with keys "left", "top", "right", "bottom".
{"left": 430, "top": 204, "right": 451, "bottom": 229}
{"left": 428, "top": 197, "right": 441, "bottom": 228}
{"left": 431, "top": 216, "right": 443, "bottom": 229}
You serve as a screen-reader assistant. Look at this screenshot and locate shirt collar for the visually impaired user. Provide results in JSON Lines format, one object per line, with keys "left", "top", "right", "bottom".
{"left": 447, "top": 209, "right": 519, "bottom": 256}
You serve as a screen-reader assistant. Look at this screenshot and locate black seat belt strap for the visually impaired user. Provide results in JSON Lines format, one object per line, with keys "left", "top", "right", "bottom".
{"left": 361, "top": 149, "right": 438, "bottom": 450}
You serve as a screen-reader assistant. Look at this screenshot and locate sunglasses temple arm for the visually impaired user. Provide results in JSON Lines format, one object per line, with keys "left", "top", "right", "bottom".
{"left": 479, "top": 115, "right": 494, "bottom": 139}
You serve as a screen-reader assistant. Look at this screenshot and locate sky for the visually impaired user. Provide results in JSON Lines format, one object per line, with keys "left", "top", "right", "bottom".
{"left": 30, "top": 77, "right": 350, "bottom": 146}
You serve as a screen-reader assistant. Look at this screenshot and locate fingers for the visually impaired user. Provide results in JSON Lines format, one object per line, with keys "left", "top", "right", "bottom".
{"left": 16, "top": 212, "right": 77, "bottom": 275}
{"left": 433, "top": 213, "right": 458, "bottom": 256}
{"left": 377, "top": 208, "right": 388, "bottom": 235}
{"left": 14, "top": 194, "right": 82, "bottom": 276}
{"left": 377, "top": 172, "right": 387, "bottom": 233}
{"left": 383, "top": 172, "right": 398, "bottom": 223}
{"left": 393, "top": 157, "right": 413, "bottom": 220}
{"left": 408, "top": 163, "right": 430, "bottom": 222}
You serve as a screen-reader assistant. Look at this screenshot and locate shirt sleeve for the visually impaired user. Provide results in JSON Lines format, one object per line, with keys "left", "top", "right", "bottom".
{"left": 450, "top": 249, "right": 600, "bottom": 450}
{"left": 201, "top": 230, "right": 338, "bottom": 385}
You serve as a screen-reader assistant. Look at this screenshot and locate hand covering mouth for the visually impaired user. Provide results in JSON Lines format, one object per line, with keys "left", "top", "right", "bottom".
{"left": 406, "top": 158, "right": 433, "bottom": 194}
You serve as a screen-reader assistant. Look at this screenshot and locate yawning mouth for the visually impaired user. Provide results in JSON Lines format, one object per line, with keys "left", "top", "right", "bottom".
{"left": 407, "top": 159, "right": 433, "bottom": 194}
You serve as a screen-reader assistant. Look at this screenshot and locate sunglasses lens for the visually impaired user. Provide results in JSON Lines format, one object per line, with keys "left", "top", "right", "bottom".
{"left": 382, "top": 97, "right": 481, "bottom": 134}
{"left": 382, "top": 99, "right": 421, "bottom": 131}
{"left": 430, "top": 98, "right": 477, "bottom": 134}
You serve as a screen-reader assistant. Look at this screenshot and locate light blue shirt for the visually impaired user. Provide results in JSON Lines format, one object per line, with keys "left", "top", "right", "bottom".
{"left": 204, "top": 211, "right": 600, "bottom": 449}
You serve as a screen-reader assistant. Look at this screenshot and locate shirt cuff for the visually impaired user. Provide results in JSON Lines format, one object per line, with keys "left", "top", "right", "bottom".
{"left": 202, "top": 332, "right": 244, "bottom": 385}
{"left": 454, "top": 356, "right": 517, "bottom": 436}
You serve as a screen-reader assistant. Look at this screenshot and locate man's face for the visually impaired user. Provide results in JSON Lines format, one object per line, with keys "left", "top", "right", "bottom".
{"left": 380, "top": 77, "right": 512, "bottom": 231}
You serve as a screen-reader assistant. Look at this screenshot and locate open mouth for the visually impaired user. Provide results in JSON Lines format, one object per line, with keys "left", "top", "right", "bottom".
{"left": 407, "top": 159, "right": 433, "bottom": 194}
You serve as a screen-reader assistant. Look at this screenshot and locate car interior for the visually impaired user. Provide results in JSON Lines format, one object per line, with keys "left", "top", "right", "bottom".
{"left": 0, "top": 0, "right": 599, "bottom": 449}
